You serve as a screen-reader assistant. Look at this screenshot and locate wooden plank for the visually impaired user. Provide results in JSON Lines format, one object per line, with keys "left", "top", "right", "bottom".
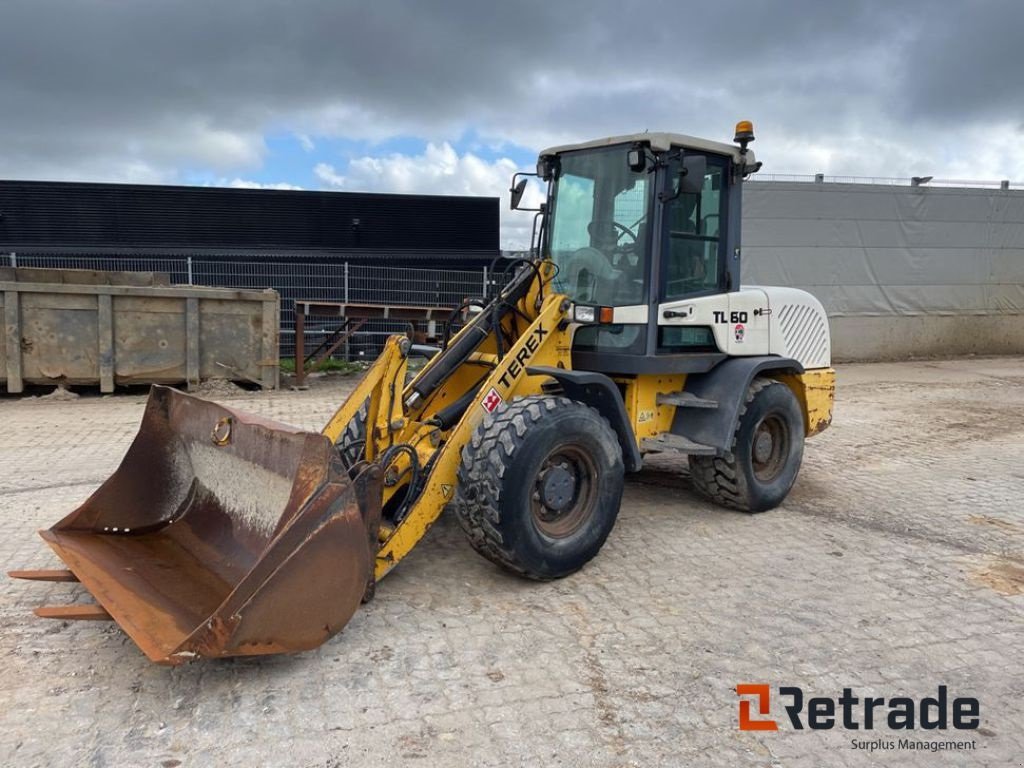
{"left": 8, "top": 569, "right": 79, "bottom": 582}
{"left": 295, "top": 300, "right": 453, "bottom": 321}
{"left": 185, "top": 297, "right": 200, "bottom": 390}
{"left": 293, "top": 307, "right": 306, "bottom": 387}
{"left": 97, "top": 293, "right": 115, "bottom": 393}
{"left": 0, "top": 280, "right": 276, "bottom": 302}
{"left": 35, "top": 604, "right": 112, "bottom": 621}
{"left": 261, "top": 295, "right": 279, "bottom": 390}
{"left": 3, "top": 289, "right": 22, "bottom": 393}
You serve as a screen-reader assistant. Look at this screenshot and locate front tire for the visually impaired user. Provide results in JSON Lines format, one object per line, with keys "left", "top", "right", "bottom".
{"left": 689, "top": 378, "right": 804, "bottom": 513}
{"left": 454, "top": 396, "right": 624, "bottom": 580}
{"left": 334, "top": 399, "right": 368, "bottom": 471}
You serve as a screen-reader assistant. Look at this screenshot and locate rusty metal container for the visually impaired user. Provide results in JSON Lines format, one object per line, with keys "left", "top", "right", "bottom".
{"left": 1, "top": 267, "right": 279, "bottom": 392}
{"left": 12, "top": 386, "right": 382, "bottom": 664}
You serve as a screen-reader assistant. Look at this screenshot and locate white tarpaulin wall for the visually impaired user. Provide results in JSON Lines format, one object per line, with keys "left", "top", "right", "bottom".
{"left": 741, "top": 181, "right": 1024, "bottom": 359}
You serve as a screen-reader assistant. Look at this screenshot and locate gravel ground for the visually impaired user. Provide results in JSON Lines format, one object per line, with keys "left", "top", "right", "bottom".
{"left": 1, "top": 358, "right": 1022, "bottom": 767}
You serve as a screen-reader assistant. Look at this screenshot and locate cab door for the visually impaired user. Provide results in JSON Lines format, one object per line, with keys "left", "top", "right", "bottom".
{"left": 655, "top": 153, "right": 731, "bottom": 353}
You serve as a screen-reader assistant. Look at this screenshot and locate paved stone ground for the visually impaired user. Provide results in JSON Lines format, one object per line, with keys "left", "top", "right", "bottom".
{"left": 1, "top": 358, "right": 1022, "bottom": 767}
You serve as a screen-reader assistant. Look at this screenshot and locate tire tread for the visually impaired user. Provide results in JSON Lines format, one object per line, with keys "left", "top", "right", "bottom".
{"left": 689, "top": 377, "right": 779, "bottom": 511}
{"left": 453, "top": 395, "right": 619, "bottom": 579}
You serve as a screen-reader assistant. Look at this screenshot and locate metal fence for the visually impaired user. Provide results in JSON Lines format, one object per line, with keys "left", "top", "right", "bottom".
{"left": 751, "top": 173, "right": 1021, "bottom": 189}
{"left": 4, "top": 252, "right": 501, "bottom": 361}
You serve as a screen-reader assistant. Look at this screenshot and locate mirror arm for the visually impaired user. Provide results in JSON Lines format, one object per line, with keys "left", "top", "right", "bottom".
{"left": 733, "top": 159, "right": 763, "bottom": 182}
{"left": 510, "top": 172, "right": 543, "bottom": 211}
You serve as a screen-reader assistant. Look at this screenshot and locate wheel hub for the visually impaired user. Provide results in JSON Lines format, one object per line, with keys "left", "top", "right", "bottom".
{"left": 538, "top": 463, "right": 576, "bottom": 512}
{"left": 751, "top": 414, "right": 789, "bottom": 483}
{"left": 530, "top": 445, "right": 597, "bottom": 539}
{"left": 753, "top": 429, "right": 774, "bottom": 464}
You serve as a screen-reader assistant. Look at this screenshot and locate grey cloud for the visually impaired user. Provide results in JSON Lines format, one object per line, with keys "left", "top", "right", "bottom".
{"left": 0, "top": 0, "right": 1020, "bottom": 182}
{"left": 898, "top": 1, "right": 1024, "bottom": 122}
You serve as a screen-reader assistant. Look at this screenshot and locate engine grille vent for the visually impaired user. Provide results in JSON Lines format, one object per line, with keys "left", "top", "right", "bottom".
{"left": 777, "top": 303, "right": 830, "bottom": 367}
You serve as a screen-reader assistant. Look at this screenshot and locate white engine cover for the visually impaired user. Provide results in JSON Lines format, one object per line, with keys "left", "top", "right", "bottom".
{"left": 657, "top": 286, "right": 831, "bottom": 369}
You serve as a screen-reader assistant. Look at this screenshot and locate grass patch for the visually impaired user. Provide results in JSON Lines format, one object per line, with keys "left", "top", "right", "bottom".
{"left": 280, "top": 357, "right": 369, "bottom": 375}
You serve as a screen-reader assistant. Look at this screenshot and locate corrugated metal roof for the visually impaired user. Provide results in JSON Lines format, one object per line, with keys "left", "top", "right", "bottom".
{"left": 0, "top": 181, "right": 499, "bottom": 253}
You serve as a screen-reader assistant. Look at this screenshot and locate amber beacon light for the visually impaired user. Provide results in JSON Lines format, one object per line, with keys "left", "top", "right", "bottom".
{"left": 734, "top": 120, "right": 755, "bottom": 143}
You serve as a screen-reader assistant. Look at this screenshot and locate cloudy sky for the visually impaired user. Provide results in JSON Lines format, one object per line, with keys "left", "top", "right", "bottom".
{"left": 2, "top": 0, "right": 1022, "bottom": 247}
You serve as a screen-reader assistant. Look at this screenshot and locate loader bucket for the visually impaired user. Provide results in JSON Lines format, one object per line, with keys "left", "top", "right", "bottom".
{"left": 12, "top": 385, "right": 383, "bottom": 665}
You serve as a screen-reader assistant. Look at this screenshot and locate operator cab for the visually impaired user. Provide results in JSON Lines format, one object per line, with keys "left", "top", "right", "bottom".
{"left": 513, "top": 126, "right": 761, "bottom": 375}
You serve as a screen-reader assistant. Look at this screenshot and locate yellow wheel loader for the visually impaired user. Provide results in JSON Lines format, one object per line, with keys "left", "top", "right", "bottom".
{"left": 12, "top": 123, "right": 835, "bottom": 664}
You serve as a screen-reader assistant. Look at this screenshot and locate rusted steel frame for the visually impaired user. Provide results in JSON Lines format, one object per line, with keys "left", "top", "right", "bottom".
{"left": 306, "top": 319, "right": 366, "bottom": 371}
{"left": 294, "top": 313, "right": 366, "bottom": 386}
{"left": 302, "top": 319, "right": 350, "bottom": 366}
{"left": 303, "top": 318, "right": 366, "bottom": 367}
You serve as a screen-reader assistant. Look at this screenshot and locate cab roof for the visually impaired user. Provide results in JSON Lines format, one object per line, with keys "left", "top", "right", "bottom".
{"left": 539, "top": 132, "right": 753, "bottom": 165}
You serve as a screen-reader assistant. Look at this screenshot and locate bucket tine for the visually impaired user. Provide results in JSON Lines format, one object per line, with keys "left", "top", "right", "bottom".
{"left": 9, "top": 569, "right": 79, "bottom": 582}
{"left": 36, "top": 605, "right": 112, "bottom": 621}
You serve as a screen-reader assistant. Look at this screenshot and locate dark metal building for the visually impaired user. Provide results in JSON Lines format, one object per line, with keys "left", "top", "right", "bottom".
{"left": 0, "top": 181, "right": 501, "bottom": 360}
{"left": 0, "top": 180, "right": 499, "bottom": 266}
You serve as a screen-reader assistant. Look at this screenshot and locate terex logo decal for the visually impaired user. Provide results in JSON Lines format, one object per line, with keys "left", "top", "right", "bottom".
{"left": 736, "top": 684, "right": 980, "bottom": 732}
{"left": 496, "top": 324, "right": 549, "bottom": 389}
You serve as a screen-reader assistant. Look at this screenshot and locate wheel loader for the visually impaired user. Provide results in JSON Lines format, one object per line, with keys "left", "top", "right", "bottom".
{"left": 12, "top": 122, "right": 835, "bottom": 664}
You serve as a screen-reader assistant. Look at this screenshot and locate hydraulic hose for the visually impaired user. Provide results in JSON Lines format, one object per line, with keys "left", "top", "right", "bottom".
{"left": 404, "top": 263, "right": 537, "bottom": 410}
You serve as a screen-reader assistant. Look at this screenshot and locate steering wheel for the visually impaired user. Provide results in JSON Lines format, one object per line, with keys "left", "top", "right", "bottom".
{"left": 557, "top": 247, "right": 617, "bottom": 304}
{"left": 612, "top": 221, "right": 637, "bottom": 244}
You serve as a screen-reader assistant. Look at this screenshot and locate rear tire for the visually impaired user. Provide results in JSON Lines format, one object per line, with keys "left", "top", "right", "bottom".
{"left": 454, "top": 396, "right": 624, "bottom": 580}
{"left": 689, "top": 378, "right": 804, "bottom": 513}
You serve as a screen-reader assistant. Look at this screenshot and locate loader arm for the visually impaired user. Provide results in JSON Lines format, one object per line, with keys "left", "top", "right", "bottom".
{"left": 322, "top": 260, "right": 575, "bottom": 580}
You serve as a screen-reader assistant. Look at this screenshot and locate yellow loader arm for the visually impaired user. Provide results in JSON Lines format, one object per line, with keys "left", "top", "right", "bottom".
{"left": 323, "top": 260, "right": 573, "bottom": 580}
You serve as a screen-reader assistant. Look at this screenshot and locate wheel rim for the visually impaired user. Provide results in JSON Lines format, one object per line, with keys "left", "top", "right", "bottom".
{"left": 531, "top": 444, "right": 598, "bottom": 538}
{"left": 751, "top": 413, "right": 789, "bottom": 482}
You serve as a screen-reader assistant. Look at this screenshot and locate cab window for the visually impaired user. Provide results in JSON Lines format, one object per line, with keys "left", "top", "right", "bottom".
{"left": 663, "top": 156, "right": 726, "bottom": 301}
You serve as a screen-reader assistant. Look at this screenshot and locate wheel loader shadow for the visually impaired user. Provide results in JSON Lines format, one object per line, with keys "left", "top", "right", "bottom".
{"left": 625, "top": 460, "right": 760, "bottom": 518}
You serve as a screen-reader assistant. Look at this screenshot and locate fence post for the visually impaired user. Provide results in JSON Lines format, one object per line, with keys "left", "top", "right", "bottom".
{"left": 344, "top": 262, "right": 350, "bottom": 304}
{"left": 482, "top": 265, "right": 488, "bottom": 297}
{"left": 187, "top": 256, "right": 194, "bottom": 285}
{"left": 9, "top": 252, "right": 16, "bottom": 268}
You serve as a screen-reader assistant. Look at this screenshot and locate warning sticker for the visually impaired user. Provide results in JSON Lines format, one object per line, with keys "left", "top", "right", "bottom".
{"left": 481, "top": 387, "right": 503, "bottom": 413}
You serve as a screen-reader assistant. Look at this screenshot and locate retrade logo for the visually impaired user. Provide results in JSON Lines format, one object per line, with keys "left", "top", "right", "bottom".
{"left": 736, "top": 684, "right": 778, "bottom": 731}
{"left": 736, "top": 684, "right": 980, "bottom": 732}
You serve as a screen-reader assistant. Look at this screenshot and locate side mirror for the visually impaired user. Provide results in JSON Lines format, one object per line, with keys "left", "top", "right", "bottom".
{"left": 679, "top": 155, "right": 707, "bottom": 195}
{"left": 510, "top": 178, "right": 528, "bottom": 210}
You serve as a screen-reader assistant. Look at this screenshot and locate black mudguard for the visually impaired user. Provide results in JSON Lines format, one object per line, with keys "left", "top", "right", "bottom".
{"left": 670, "top": 357, "right": 803, "bottom": 452}
{"left": 526, "top": 366, "right": 642, "bottom": 472}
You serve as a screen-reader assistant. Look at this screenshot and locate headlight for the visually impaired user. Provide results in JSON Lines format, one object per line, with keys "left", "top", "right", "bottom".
{"left": 573, "top": 305, "right": 597, "bottom": 323}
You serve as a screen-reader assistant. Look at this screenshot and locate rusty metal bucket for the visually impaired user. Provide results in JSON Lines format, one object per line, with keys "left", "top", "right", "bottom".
{"left": 10, "top": 385, "right": 382, "bottom": 665}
